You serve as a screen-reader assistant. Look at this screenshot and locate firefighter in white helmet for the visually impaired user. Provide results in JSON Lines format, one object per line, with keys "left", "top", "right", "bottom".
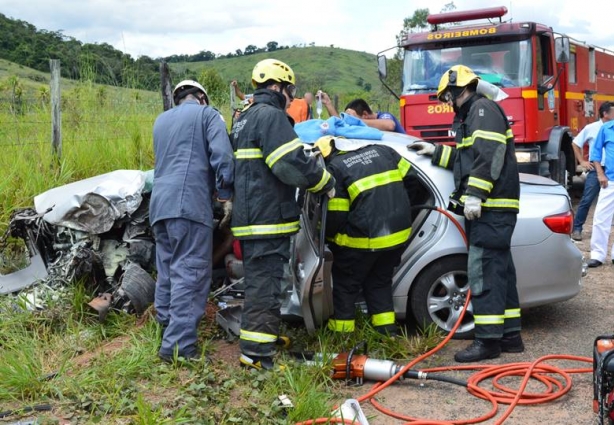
{"left": 409, "top": 65, "right": 523, "bottom": 362}
{"left": 230, "top": 59, "right": 335, "bottom": 370}
{"left": 150, "top": 79, "right": 234, "bottom": 363}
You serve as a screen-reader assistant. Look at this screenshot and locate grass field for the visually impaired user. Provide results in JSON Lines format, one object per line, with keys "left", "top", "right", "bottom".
{"left": 0, "top": 65, "right": 437, "bottom": 424}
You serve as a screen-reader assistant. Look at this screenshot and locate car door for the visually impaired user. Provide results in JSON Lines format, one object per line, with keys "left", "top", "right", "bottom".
{"left": 289, "top": 191, "right": 334, "bottom": 333}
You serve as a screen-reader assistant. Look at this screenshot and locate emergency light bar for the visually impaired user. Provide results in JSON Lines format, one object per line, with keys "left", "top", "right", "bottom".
{"left": 427, "top": 6, "right": 508, "bottom": 26}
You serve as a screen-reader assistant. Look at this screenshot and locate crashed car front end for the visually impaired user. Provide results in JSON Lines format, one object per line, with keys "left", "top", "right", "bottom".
{"left": 0, "top": 170, "right": 157, "bottom": 317}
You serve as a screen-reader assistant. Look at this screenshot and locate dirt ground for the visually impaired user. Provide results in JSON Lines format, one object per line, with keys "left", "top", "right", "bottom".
{"left": 204, "top": 180, "right": 610, "bottom": 424}
{"left": 349, "top": 179, "right": 611, "bottom": 424}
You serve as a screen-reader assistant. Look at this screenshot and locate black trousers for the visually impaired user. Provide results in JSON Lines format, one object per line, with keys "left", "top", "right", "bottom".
{"left": 328, "top": 244, "right": 404, "bottom": 332}
{"left": 466, "top": 211, "right": 521, "bottom": 339}
{"left": 239, "top": 238, "right": 290, "bottom": 357}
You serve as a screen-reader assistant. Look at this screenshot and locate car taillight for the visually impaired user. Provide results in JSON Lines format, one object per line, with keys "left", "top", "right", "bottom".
{"left": 543, "top": 211, "right": 573, "bottom": 234}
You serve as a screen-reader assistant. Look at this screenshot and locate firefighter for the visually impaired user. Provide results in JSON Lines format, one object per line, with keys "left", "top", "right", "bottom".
{"left": 409, "top": 65, "right": 523, "bottom": 362}
{"left": 314, "top": 137, "right": 420, "bottom": 336}
{"left": 230, "top": 59, "right": 336, "bottom": 370}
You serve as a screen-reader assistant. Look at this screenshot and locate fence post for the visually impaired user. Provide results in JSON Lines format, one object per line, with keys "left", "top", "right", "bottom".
{"left": 49, "top": 59, "right": 62, "bottom": 161}
{"left": 160, "top": 62, "right": 173, "bottom": 111}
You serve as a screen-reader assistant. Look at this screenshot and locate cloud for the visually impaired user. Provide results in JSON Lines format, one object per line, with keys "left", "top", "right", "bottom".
{"left": 2, "top": 0, "right": 614, "bottom": 59}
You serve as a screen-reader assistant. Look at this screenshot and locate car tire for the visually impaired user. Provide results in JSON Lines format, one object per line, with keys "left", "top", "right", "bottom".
{"left": 410, "top": 255, "right": 474, "bottom": 339}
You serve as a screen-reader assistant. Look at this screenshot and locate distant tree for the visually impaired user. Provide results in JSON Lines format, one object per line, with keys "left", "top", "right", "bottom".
{"left": 191, "top": 50, "right": 215, "bottom": 62}
{"left": 396, "top": 1, "right": 457, "bottom": 47}
{"left": 402, "top": 8, "right": 430, "bottom": 34}
{"left": 266, "top": 41, "right": 278, "bottom": 52}
{"left": 235, "top": 49, "right": 243, "bottom": 56}
{"left": 244, "top": 45, "right": 258, "bottom": 55}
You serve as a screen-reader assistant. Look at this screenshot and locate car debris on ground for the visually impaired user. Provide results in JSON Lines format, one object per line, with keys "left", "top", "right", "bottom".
{"left": 0, "top": 170, "right": 237, "bottom": 321}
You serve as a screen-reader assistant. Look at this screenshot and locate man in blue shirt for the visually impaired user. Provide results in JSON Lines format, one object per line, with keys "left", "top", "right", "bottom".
{"left": 318, "top": 92, "right": 406, "bottom": 134}
{"left": 587, "top": 119, "right": 614, "bottom": 267}
{"left": 570, "top": 101, "right": 614, "bottom": 241}
{"left": 344, "top": 98, "right": 406, "bottom": 134}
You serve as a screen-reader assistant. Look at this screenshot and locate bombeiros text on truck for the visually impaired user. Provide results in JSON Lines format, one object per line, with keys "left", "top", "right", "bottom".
{"left": 377, "top": 6, "right": 614, "bottom": 187}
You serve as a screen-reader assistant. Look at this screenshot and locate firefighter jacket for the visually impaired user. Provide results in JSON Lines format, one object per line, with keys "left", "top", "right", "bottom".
{"left": 325, "top": 144, "right": 419, "bottom": 250}
{"left": 431, "top": 93, "right": 520, "bottom": 215}
{"left": 230, "top": 88, "right": 335, "bottom": 240}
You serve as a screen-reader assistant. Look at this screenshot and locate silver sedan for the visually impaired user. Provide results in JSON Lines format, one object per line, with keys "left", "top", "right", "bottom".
{"left": 284, "top": 132, "right": 585, "bottom": 338}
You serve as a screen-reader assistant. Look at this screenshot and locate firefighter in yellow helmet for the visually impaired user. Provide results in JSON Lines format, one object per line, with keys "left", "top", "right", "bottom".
{"left": 230, "top": 59, "right": 336, "bottom": 370}
{"left": 409, "top": 64, "right": 522, "bottom": 362}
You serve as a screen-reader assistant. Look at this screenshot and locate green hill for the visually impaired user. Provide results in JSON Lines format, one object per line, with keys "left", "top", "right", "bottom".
{"left": 169, "top": 46, "right": 385, "bottom": 97}
{"left": 0, "top": 12, "right": 401, "bottom": 110}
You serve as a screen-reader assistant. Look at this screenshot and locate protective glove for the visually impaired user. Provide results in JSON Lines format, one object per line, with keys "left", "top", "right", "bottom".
{"left": 463, "top": 196, "right": 482, "bottom": 221}
{"left": 327, "top": 187, "right": 336, "bottom": 199}
{"left": 407, "top": 141, "right": 436, "bottom": 156}
{"left": 219, "top": 200, "right": 233, "bottom": 228}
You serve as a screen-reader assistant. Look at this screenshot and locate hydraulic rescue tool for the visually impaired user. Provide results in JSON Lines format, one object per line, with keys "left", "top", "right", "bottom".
{"left": 324, "top": 341, "right": 466, "bottom": 388}
{"left": 594, "top": 335, "right": 614, "bottom": 424}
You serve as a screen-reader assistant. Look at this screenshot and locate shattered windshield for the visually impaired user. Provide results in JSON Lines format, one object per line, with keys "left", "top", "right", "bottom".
{"left": 402, "top": 39, "right": 532, "bottom": 93}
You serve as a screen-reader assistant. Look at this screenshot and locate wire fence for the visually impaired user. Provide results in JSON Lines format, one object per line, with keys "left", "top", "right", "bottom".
{"left": 0, "top": 95, "right": 162, "bottom": 149}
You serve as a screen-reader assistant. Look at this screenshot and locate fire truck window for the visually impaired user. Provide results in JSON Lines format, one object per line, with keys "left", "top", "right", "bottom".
{"left": 469, "top": 55, "right": 493, "bottom": 73}
{"left": 537, "top": 35, "right": 554, "bottom": 84}
{"left": 569, "top": 52, "right": 577, "bottom": 84}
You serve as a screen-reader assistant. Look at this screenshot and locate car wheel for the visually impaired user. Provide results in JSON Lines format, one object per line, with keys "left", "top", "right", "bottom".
{"left": 410, "top": 255, "right": 474, "bottom": 339}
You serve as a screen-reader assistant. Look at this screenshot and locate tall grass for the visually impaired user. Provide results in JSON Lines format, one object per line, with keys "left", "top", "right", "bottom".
{"left": 0, "top": 78, "right": 441, "bottom": 424}
{"left": 0, "top": 82, "right": 160, "bottom": 227}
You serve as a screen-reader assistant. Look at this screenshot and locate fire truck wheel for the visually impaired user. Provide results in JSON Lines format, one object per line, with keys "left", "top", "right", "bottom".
{"left": 409, "top": 255, "right": 474, "bottom": 340}
{"left": 549, "top": 150, "right": 567, "bottom": 187}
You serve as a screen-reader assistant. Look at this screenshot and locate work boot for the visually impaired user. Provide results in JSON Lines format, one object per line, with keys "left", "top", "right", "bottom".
{"left": 374, "top": 324, "right": 399, "bottom": 338}
{"left": 454, "top": 339, "right": 501, "bottom": 363}
{"left": 158, "top": 350, "right": 210, "bottom": 365}
{"left": 239, "top": 354, "right": 275, "bottom": 371}
{"left": 501, "top": 332, "right": 525, "bottom": 353}
{"left": 571, "top": 230, "right": 582, "bottom": 241}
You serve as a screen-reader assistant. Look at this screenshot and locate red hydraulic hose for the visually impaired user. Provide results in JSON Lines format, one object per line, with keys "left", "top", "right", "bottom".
{"left": 295, "top": 206, "right": 593, "bottom": 424}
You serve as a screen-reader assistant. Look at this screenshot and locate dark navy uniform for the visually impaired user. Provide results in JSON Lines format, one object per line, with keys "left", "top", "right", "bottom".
{"left": 431, "top": 93, "right": 521, "bottom": 339}
{"left": 231, "top": 88, "right": 335, "bottom": 357}
{"left": 324, "top": 143, "right": 419, "bottom": 334}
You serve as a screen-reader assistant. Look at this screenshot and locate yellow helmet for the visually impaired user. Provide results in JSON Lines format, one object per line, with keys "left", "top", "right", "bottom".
{"left": 251, "top": 59, "right": 295, "bottom": 88}
{"left": 437, "top": 65, "right": 480, "bottom": 102}
{"left": 314, "top": 136, "right": 335, "bottom": 158}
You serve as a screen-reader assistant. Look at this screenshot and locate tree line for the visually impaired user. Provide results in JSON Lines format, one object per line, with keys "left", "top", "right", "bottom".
{"left": 0, "top": 3, "right": 455, "bottom": 93}
{"left": 0, "top": 14, "right": 291, "bottom": 91}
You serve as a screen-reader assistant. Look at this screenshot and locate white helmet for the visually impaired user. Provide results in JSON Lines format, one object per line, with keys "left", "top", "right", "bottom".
{"left": 173, "top": 80, "right": 209, "bottom": 105}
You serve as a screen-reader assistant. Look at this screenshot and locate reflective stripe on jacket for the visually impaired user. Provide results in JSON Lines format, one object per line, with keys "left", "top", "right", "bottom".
{"left": 230, "top": 89, "right": 335, "bottom": 240}
{"left": 431, "top": 94, "right": 520, "bottom": 214}
{"left": 325, "top": 144, "right": 417, "bottom": 250}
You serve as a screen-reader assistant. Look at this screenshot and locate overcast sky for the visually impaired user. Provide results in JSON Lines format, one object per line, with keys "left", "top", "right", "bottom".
{"left": 1, "top": 0, "right": 612, "bottom": 59}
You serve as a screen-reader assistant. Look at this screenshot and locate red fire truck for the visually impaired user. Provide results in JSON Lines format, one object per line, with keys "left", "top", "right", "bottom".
{"left": 377, "top": 6, "right": 614, "bottom": 186}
